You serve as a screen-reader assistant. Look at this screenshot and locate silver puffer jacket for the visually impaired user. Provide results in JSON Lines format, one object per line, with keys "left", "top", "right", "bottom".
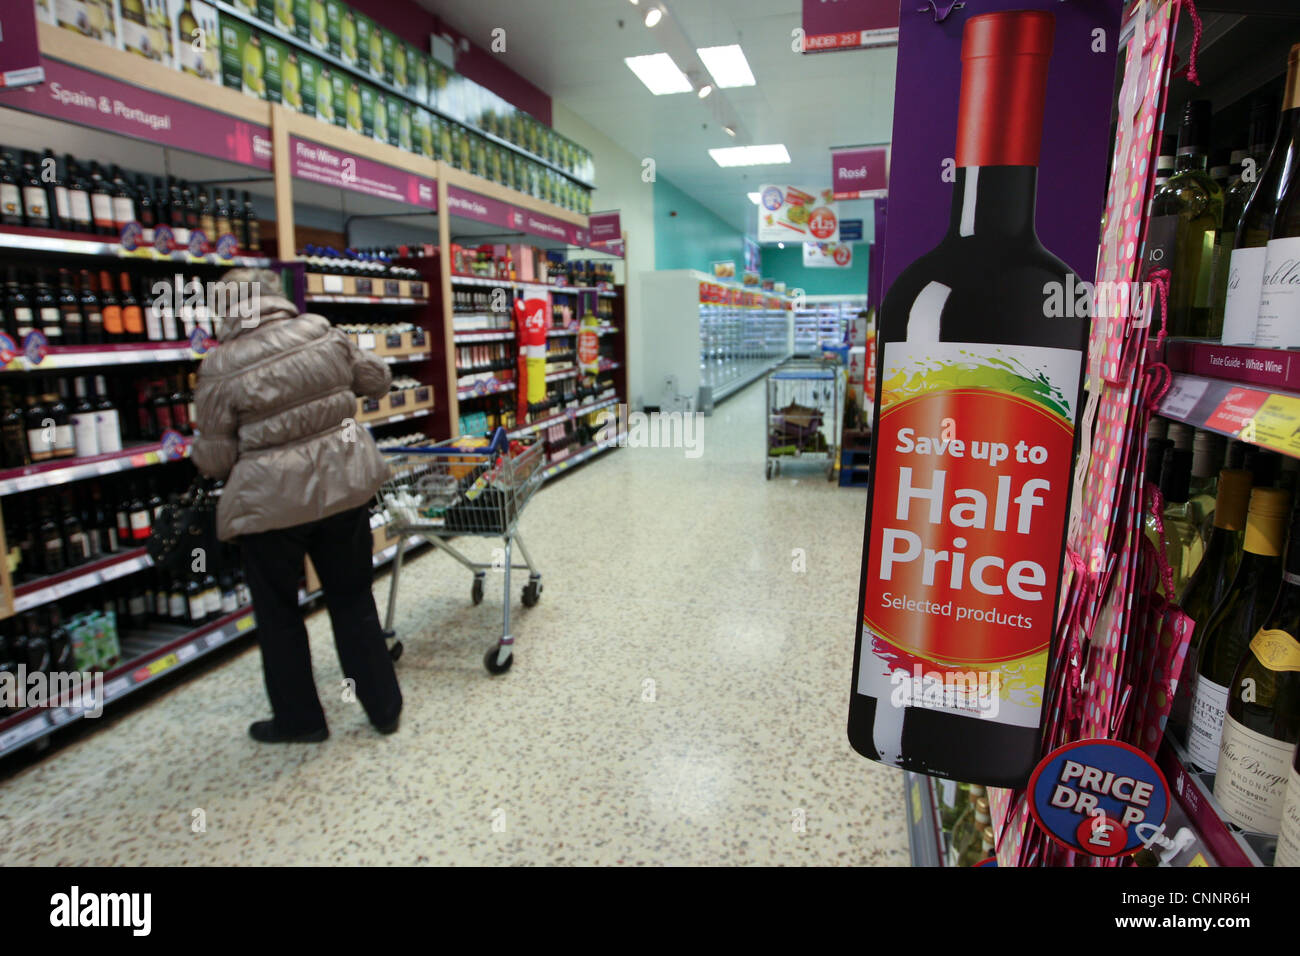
{"left": 192, "top": 293, "right": 392, "bottom": 541}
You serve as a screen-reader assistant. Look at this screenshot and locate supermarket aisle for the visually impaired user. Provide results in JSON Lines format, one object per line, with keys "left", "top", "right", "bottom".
{"left": 0, "top": 381, "right": 906, "bottom": 865}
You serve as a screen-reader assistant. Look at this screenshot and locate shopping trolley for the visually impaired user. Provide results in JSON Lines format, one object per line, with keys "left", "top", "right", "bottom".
{"left": 377, "top": 428, "right": 545, "bottom": 674}
{"left": 765, "top": 358, "right": 844, "bottom": 481}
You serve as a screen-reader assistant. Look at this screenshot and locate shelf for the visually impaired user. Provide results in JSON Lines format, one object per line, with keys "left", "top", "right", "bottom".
{"left": 207, "top": 0, "right": 594, "bottom": 190}
{"left": 305, "top": 295, "right": 427, "bottom": 306}
{"left": 457, "top": 382, "right": 516, "bottom": 401}
{"left": 1, "top": 343, "right": 199, "bottom": 372}
{"left": 0, "top": 605, "right": 259, "bottom": 760}
{"left": 378, "top": 353, "right": 430, "bottom": 364}
{"left": 1156, "top": 371, "right": 1300, "bottom": 460}
{"left": 455, "top": 331, "right": 515, "bottom": 342}
{"left": 540, "top": 437, "right": 618, "bottom": 481}
{"left": 1157, "top": 737, "right": 1270, "bottom": 866}
{"left": 509, "top": 396, "right": 619, "bottom": 439}
{"left": 12, "top": 548, "right": 153, "bottom": 614}
{"left": 451, "top": 275, "right": 513, "bottom": 288}
{"left": 364, "top": 407, "right": 431, "bottom": 429}
{"left": 0, "top": 438, "right": 193, "bottom": 496}
{"left": 0, "top": 225, "right": 271, "bottom": 267}
{"left": 545, "top": 368, "right": 578, "bottom": 383}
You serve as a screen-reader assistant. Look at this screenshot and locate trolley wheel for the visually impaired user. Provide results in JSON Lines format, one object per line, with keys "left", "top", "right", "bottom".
{"left": 484, "top": 645, "right": 513, "bottom": 675}
{"left": 389, "top": 641, "right": 404, "bottom": 662}
{"left": 471, "top": 576, "right": 484, "bottom": 605}
{"left": 522, "top": 581, "right": 542, "bottom": 607}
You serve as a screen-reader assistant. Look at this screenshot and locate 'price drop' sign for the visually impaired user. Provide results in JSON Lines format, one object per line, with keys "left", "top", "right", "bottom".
{"left": 1028, "top": 740, "right": 1170, "bottom": 857}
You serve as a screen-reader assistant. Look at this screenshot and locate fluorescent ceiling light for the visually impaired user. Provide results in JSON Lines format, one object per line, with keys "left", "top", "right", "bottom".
{"left": 624, "top": 53, "right": 692, "bottom": 95}
{"left": 778, "top": 242, "right": 785, "bottom": 249}
{"left": 697, "top": 45, "right": 756, "bottom": 88}
{"left": 698, "top": 83, "right": 712, "bottom": 98}
{"left": 708, "top": 144, "right": 791, "bottom": 167}
{"left": 748, "top": 192, "right": 761, "bottom": 204}
{"left": 723, "top": 125, "right": 736, "bottom": 137}
{"left": 644, "top": 8, "right": 662, "bottom": 27}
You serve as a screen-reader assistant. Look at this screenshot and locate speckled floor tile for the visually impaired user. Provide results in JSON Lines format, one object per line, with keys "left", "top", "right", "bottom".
{"left": 0, "top": 381, "right": 907, "bottom": 866}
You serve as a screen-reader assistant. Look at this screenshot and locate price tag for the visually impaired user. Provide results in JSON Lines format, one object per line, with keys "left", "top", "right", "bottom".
{"left": 1159, "top": 377, "right": 1209, "bottom": 422}
{"left": 177, "top": 642, "right": 197, "bottom": 662}
{"left": 147, "top": 653, "right": 180, "bottom": 677}
{"left": 0, "top": 716, "right": 48, "bottom": 751}
{"left": 358, "top": 334, "right": 376, "bottom": 350}
{"left": 18, "top": 587, "right": 56, "bottom": 611}
{"left": 97, "top": 459, "right": 122, "bottom": 475}
{"left": 104, "top": 678, "right": 129, "bottom": 701}
{"left": 1250, "top": 393, "right": 1300, "bottom": 458}
{"left": 236, "top": 614, "right": 255, "bottom": 632}
{"left": 15, "top": 474, "right": 43, "bottom": 492}
{"left": 322, "top": 275, "right": 345, "bottom": 293}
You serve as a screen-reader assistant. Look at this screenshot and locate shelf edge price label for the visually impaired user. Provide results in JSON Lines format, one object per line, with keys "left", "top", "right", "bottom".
{"left": 1027, "top": 739, "right": 1170, "bottom": 857}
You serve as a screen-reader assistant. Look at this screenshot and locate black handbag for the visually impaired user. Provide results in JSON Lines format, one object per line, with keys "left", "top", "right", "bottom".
{"left": 146, "top": 478, "right": 221, "bottom": 576}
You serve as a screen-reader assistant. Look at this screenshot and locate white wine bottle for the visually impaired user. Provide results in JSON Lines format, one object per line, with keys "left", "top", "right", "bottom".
{"left": 1188, "top": 488, "right": 1290, "bottom": 771}
{"left": 1255, "top": 45, "right": 1300, "bottom": 348}
{"left": 1274, "top": 745, "right": 1300, "bottom": 865}
{"left": 1216, "top": 498, "right": 1300, "bottom": 834}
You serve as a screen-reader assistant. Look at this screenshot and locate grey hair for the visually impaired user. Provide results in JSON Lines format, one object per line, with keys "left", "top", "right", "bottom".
{"left": 219, "top": 267, "right": 284, "bottom": 298}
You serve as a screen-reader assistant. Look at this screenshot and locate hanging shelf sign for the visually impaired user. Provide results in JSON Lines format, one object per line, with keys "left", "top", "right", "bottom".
{"left": 290, "top": 136, "right": 436, "bottom": 210}
{"left": 17, "top": 58, "right": 271, "bottom": 169}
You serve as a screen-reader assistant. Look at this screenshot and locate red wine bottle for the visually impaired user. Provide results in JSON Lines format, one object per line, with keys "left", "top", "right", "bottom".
{"left": 848, "top": 10, "right": 1086, "bottom": 787}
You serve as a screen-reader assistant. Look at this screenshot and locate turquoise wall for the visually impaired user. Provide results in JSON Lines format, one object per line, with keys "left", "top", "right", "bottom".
{"left": 653, "top": 174, "right": 747, "bottom": 272}
{"left": 762, "top": 244, "right": 870, "bottom": 297}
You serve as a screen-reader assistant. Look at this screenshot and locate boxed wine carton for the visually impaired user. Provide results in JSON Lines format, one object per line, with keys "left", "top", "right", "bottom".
{"left": 343, "top": 77, "right": 363, "bottom": 134}
{"left": 380, "top": 28, "right": 397, "bottom": 86}
{"left": 360, "top": 84, "right": 380, "bottom": 140}
{"left": 290, "top": 0, "right": 309, "bottom": 43}
{"left": 410, "top": 45, "right": 427, "bottom": 103}
{"left": 295, "top": 51, "right": 321, "bottom": 117}
{"left": 389, "top": 94, "right": 407, "bottom": 149}
{"left": 328, "top": 66, "right": 346, "bottom": 128}
{"left": 171, "top": 0, "right": 222, "bottom": 85}
{"left": 324, "top": 0, "right": 342, "bottom": 58}
{"left": 255, "top": 0, "right": 291, "bottom": 34}
{"left": 219, "top": 15, "right": 264, "bottom": 98}
{"left": 353, "top": 12, "right": 374, "bottom": 76}
{"left": 55, "top": 0, "right": 119, "bottom": 48}
{"left": 413, "top": 108, "right": 432, "bottom": 160}
{"left": 119, "top": 0, "right": 173, "bottom": 68}
{"left": 260, "top": 31, "right": 288, "bottom": 104}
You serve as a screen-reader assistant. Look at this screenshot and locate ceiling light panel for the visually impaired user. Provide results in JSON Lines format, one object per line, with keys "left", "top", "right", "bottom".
{"left": 697, "top": 45, "right": 756, "bottom": 88}
{"left": 624, "top": 53, "right": 692, "bottom": 95}
{"left": 708, "top": 144, "right": 792, "bottom": 167}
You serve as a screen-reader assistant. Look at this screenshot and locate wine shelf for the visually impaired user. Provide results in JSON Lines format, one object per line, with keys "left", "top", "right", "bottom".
{"left": 539, "top": 437, "right": 618, "bottom": 482}
{"left": 0, "top": 343, "right": 200, "bottom": 372}
{"left": 0, "top": 439, "right": 193, "bottom": 496}
{"left": 509, "top": 396, "right": 619, "bottom": 439}
{"left": 457, "top": 382, "right": 516, "bottom": 401}
{"left": 304, "top": 294, "right": 428, "bottom": 306}
{"left": 0, "top": 225, "right": 272, "bottom": 268}
{"left": 12, "top": 548, "right": 153, "bottom": 614}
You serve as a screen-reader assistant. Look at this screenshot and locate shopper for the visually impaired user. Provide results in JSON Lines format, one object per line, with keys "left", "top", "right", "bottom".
{"left": 192, "top": 267, "right": 402, "bottom": 743}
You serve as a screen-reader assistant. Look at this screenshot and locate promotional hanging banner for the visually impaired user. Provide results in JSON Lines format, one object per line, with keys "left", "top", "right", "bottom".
{"left": 804, "top": 242, "right": 854, "bottom": 268}
{"left": 757, "top": 186, "right": 839, "bottom": 243}
{"left": 847, "top": 0, "right": 1123, "bottom": 787}
{"left": 744, "top": 236, "right": 762, "bottom": 274}
{"left": 832, "top": 148, "right": 889, "bottom": 200}
{"left": 0, "top": 2, "right": 44, "bottom": 88}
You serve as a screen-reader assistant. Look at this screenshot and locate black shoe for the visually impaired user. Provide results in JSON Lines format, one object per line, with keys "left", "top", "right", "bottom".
{"left": 375, "top": 714, "right": 400, "bottom": 736}
{"left": 249, "top": 720, "right": 329, "bottom": 744}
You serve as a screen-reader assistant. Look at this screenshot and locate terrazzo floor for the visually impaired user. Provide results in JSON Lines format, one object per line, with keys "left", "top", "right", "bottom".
{"left": 0, "top": 380, "right": 909, "bottom": 866}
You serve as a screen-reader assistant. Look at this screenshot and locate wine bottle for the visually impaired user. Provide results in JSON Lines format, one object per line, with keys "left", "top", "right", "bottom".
{"left": 1258, "top": 48, "right": 1300, "bottom": 348}
{"left": 93, "top": 375, "right": 122, "bottom": 454}
{"left": 33, "top": 271, "right": 62, "bottom": 346}
{"left": 69, "top": 376, "right": 100, "bottom": 459}
{"left": 242, "top": 191, "right": 260, "bottom": 252}
{"left": 1190, "top": 429, "right": 1225, "bottom": 535}
{"left": 80, "top": 270, "right": 103, "bottom": 346}
{"left": 0, "top": 389, "right": 28, "bottom": 467}
{"left": 110, "top": 165, "right": 135, "bottom": 231}
{"left": 1215, "top": 533, "right": 1300, "bottom": 833}
{"left": 45, "top": 150, "right": 68, "bottom": 231}
{"left": 88, "top": 163, "right": 116, "bottom": 236}
{"left": 1188, "top": 488, "right": 1290, "bottom": 771}
{"left": 1172, "top": 469, "right": 1253, "bottom": 741}
{"left": 99, "top": 269, "right": 123, "bottom": 341}
{"left": 0, "top": 153, "right": 23, "bottom": 227}
{"left": 1275, "top": 746, "right": 1300, "bottom": 865}
{"left": 48, "top": 382, "right": 74, "bottom": 459}
{"left": 20, "top": 151, "right": 52, "bottom": 229}
{"left": 848, "top": 10, "right": 1085, "bottom": 786}
{"left": 61, "top": 491, "right": 90, "bottom": 566}
{"left": 65, "top": 158, "right": 93, "bottom": 233}
{"left": 1157, "top": 447, "right": 1203, "bottom": 595}
{"left": 119, "top": 272, "right": 144, "bottom": 342}
{"left": 1150, "top": 100, "right": 1225, "bottom": 338}
{"left": 57, "top": 268, "right": 82, "bottom": 346}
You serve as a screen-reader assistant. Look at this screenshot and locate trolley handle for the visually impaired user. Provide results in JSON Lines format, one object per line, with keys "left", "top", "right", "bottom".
{"left": 383, "top": 427, "right": 513, "bottom": 457}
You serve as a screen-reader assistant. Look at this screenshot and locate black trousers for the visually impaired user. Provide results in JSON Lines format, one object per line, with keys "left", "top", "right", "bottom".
{"left": 240, "top": 506, "right": 402, "bottom": 734}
